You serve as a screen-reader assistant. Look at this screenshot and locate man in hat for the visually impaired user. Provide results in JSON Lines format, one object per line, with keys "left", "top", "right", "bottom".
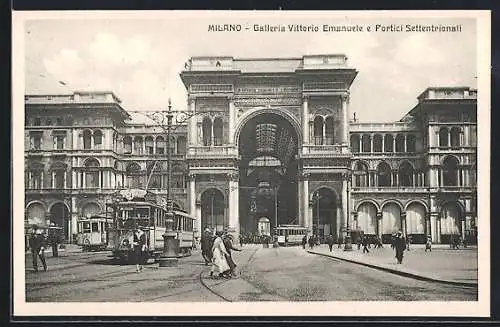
{"left": 29, "top": 224, "right": 47, "bottom": 272}
{"left": 394, "top": 230, "right": 406, "bottom": 264}
{"left": 223, "top": 228, "right": 241, "bottom": 277}
{"left": 200, "top": 228, "right": 213, "bottom": 265}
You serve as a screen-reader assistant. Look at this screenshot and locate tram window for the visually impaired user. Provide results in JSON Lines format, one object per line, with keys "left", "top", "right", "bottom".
{"left": 91, "top": 222, "right": 99, "bottom": 232}
{"left": 83, "top": 222, "right": 91, "bottom": 233}
{"left": 77, "top": 223, "right": 82, "bottom": 233}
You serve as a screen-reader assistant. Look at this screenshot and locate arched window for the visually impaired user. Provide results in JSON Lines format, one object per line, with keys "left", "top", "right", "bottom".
{"left": 377, "top": 162, "right": 392, "bottom": 187}
{"left": 325, "top": 116, "right": 335, "bottom": 145}
{"left": 133, "top": 136, "right": 143, "bottom": 155}
{"left": 439, "top": 127, "right": 449, "bottom": 147}
{"left": 155, "top": 136, "right": 165, "bottom": 154}
{"left": 407, "top": 134, "right": 416, "bottom": 152}
{"left": 350, "top": 134, "right": 360, "bottom": 153}
{"left": 83, "top": 130, "right": 92, "bottom": 150}
{"left": 93, "top": 130, "right": 103, "bottom": 149}
{"left": 145, "top": 136, "right": 154, "bottom": 155}
{"left": 384, "top": 134, "right": 393, "bottom": 152}
{"left": 202, "top": 117, "right": 212, "bottom": 146}
{"left": 373, "top": 134, "right": 383, "bottom": 152}
{"left": 123, "top": 136, "right": 132, "bottom": 154}
{"left": 84, "top": 158, "right": 100, "bottom": 188}
{"left": 362, "top": 134, "right": 371, "bottom": 152}
{"left": 395, "top": 134, "right": 405, "bottom": 152}
{"left": 171, "top": 165, "right": 186, "bottom": 189}
{"left": 354, "top": 161, "right": 369, "bottom": 187}
{"left": 398, "top": 162, "right": 414, "bottom": 187}
{"left": 177, "top": 136, "right": 187, "bottom": 154}
{"left": 313, "top": 116, "right": 324, "bottom": 145}
{"left": 213, "top": 117, "right": 223, "bottom": 146}
{"left": 450, "top": 127, "right": 461, "bottom": 147}
{"left": 126, "top": 162, "right": 142, "bottom": 188}
{"left": 443, "top": 156, "right": 459, "bottom": 186}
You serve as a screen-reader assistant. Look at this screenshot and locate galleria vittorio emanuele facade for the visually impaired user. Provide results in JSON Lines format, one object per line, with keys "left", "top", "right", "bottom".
{"left": 24, "top": 54, "right": 477, "bottom": 245}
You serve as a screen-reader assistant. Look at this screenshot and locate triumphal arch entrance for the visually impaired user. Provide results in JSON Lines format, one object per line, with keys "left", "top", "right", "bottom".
{"left": 180, "top": 54, "right": 357, "bottom": 241}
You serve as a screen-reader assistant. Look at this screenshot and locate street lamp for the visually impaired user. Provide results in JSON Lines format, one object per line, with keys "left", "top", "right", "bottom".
{"left": 313, "top": 191, "right": 321, "bottom": 244}
{"left": 131, "top": 99, "right": 215, "bottom": 267}
{"left": 344, "top": 171, "right": 353, "bottom": 251}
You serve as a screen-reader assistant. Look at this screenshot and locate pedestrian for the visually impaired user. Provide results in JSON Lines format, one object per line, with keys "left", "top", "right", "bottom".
{"left": 362, "top": 236, "right": 370, "bottom": 253}
{"left": 223, "top": 231, "right": 242, "bottom": 277}
{"left": 390, "top": 233, "right": 396, "bottom": 250}
{"left": 337, "top": 235, "right": 342, "bottom": 249}
{"left": 425, "top": 235, "right": 432, "bottom": 252}
{"left": 356, "top": 236, "right": 361, "bottom": 250}
{"left": 132, "top": 227, "right": 147, "bottom": 272}
{"left": 394, "top": 231, "right": 406, "bottom": 264}
{"left": 29, "top": 224, "right": 47, "bottom": 272}
{"left": 308, "top": 235, "right": 315, "bottom": 249}
{"left": 326, "top": 234, "right": 334, "bottom": 252}
{"left": 200, "top": 228, "right": 213, "bottom": 265}
{"left": 406, "top": 235, "right": 412, "bottom": 251}
{"left": 48, "top": 223, "right": 60, "bottom": 257}
{"left": 301, "top": 235, "right": 307, "bottom": 249}
{"left": 210, "top": 231, "right": 231, "bottom": 279}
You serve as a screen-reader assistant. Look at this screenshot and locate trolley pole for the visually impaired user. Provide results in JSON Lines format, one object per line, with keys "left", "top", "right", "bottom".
{"left": 159, "top": 99, "right": 179, "bottom": 267}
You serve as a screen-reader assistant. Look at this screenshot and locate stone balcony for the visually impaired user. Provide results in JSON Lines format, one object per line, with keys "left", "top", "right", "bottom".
{"left": 186, "top": 145, "right": 239, "bottom": 159}
{"left": 301, "top": 144, "right": 350, "bottom": 157}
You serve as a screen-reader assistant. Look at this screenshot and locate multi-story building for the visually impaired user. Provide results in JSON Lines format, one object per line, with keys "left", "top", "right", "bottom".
{"left": 24, "top": 54, "right": 477, "bottom": 244}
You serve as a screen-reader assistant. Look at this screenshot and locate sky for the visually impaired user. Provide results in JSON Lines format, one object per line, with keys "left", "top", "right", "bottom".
{"left": 24, "top": 12, "right": 477, "bottom": 122}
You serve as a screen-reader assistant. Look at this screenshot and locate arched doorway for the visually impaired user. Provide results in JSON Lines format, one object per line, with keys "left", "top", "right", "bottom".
{"left": 440, "top": 202, "right": 462, "bottom": 244}
{"left": 26, "top": 202, "right": 46, "bottom": 227}
{"left": 50, "top": 202, "right": 70, "bottom": 241}
{"left": 201, "top": 188, "right": 225, "bottom": 233}
{"left": 311, "top": 188, "right": 337, "bottom": 241}
{"left": 381, "top": 202, "right": 402, "bottom": 243}
{"left": 356, "top": 202, "right": 377, "bottom": 236}
{"left": 237, "top": 112, "right": 299, "bottom": 235}
{"left": 406, "top": 202, "right": 427, "bottom": 244}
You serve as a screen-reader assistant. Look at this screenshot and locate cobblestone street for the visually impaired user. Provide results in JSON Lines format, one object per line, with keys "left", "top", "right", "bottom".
{"left": 25, "top": 245, "right": 477, "bottom": 302}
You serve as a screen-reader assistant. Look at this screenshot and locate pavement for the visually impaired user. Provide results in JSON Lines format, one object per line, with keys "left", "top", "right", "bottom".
{"left": 307, "top": 243, "right": 478, "bottom": 286}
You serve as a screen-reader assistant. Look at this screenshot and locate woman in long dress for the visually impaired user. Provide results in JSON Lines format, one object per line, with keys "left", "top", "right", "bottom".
{"left": 210, "top": 231, "right": 231, "bottom": 279}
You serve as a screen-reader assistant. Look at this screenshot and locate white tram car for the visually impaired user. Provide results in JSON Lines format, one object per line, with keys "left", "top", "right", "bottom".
{"left": 275, "top": 225, "right": 309, "bottom": 246}
{"left": 109, "top": 190, "right": 195, "bottom": 264}
{"left": 76, "top": 215, "right": 113, "bottom": 252}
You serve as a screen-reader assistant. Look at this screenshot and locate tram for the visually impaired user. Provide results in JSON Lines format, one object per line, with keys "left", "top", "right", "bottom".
{"left": 108, "top": 189, "right": 195, "bottom": 264}
{"left": 76, "top": 215, "right": 113, "bottom": 252}
{"left": 275, "top": 224, "right": 309, "bottom": 246}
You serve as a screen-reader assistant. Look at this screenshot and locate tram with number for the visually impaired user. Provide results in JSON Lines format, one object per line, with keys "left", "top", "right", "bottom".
{"left": 76, "top": 215, "right": 113, "bottom": 252}
{"left": 274, "top": 224, "right": 309, "bottom": 246}
{"left": 108, "top": 189, "right": 196, "bottom": 264}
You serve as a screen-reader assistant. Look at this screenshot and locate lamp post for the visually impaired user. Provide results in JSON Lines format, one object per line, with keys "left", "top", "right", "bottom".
{"left": 344, "top": 171, "right": 353, "bottom": 251}
{"left": 313, "top": 191, "right": 321, "bottom": 244}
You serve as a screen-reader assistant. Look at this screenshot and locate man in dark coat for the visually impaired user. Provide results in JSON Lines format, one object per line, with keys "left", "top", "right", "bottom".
{"left": 29, "top": 224, "right": 47, "bottom": 272}
{"left": 200, "top": 228, "right": 213, "bottom": 265}
{"left": 223, "top": 232, "right": 241, "bottom": 277}
{"left": 308, "top": 235, "right": 315, "bottom": 249}
{"left": 362, "top": 236, "right": 370, "bottom": 253}
{"left": 301, "top": 235, "right": 307, "bottom": 249}
{"left": 394, "top": 231, "right": 406, "bottom": 264}
{"left": 326, "top": 234, "right": 334, "bottom": 252}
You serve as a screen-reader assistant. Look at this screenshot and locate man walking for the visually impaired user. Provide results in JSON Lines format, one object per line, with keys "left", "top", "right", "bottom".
{"left": 223, "top": 231, "right": 242, "bottom": 277}
{"left": 301, "top": 235, "right": 307, "bottom": 249}
{"left": 394, "top": 231, "right": 406, "bottom": 264}
{"left": 29, "top": 224, "right": 47, "bottom": 272}
{"left": 362, "top": 236, "right": 370, "bottom": 254}
{"left": 308, "top": 235, "right": 315, "bottom": 250}
{"left": 326, "top": 234, "right": 334, "bottom": 252}
{"left": 425, "top": 235, "right": 432, "bottom": 252}
{"left": 200, "top": 228, "right": 213, "bottom": 265}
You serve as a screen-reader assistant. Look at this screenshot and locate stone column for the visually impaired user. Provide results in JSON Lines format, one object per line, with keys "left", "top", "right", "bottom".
{"left": 392, "top": 134, "right": 396, "bottom": 153}
{"left": 188, "top": 174, "right": 198, "bottom": 237}
{"left": 228, "top": 96, "right": 235, "bottom": 145}
{"left": 302, "top": 96, "right": 309, "bottom": 142}
{"left": 71, "top": 196, "right": 78, "bottom": 241}
{"left": 377, "top": 212, "right": 383, "bottom": 240}
{"left": 430, "top": 212, "right": 438, "bottom": 243}
{"left": 342, "top": 177, "right": 348, "bottom": 237}
{"left": 298, "top": 179, "right": 303, "bottom": 226}
{"left": 303, "top": 174, "right": 310, "bottom": 233}
{"left": 195, "top": 200, "right": 202, "bottom": 234}
{"left": 401, "top": 212, "right": 407, "bottom": 237}
{"left": 436, "top": 216, "right": 442, "bottom": 243}
{"left": 425, "top": 213, "right": 431, "bottom": 237}
{"left": 228, "top": 173, "right": 240, "bottom": 239}
{"left": 358, "top": 137, "right": 362, "bottom": 153}
{"left": 336, "top": 206, "right": 342, "bottom": 237}
{"left": 404, "top": 135, "right": 408, "bottom": 152}
{"left": 188, "top": 97, "right": 197, "bottom": 146}
{"left": 370, "top": 134, "right": 374, "bottom": 153}
{"left": 382, "top": 135, "right": 385, "bottom": 152}
{"left": 341, "top": 93, "right": 349, "bottom": 144}
{"left": 461, "top": 219, "right": 466, "bottom": 238}
{"left": 308, "top": 201, "right": 314, "bottom": 236}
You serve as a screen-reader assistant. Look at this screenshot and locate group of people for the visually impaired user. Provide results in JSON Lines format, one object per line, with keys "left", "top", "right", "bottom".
{"left": 200, "top": 228, "right": 242, "bottom": 279}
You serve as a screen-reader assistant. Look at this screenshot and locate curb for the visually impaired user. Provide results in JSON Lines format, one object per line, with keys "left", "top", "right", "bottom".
{"left": 308, "top": 250, "right": 478, "bottom": 287}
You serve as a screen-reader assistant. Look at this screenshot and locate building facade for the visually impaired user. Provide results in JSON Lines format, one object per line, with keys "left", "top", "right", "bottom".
{"left": 24, "top": 54, "right": 477, "bottom": 244}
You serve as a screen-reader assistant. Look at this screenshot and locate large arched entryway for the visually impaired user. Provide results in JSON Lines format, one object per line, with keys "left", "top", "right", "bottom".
{"left": 201, "top": 188, "right": 226, "bottom": 233}
{"left": 356, "top": 202, "right": 378, "bottom": 237}
{"left": 311, "top": 188, "right": 337, "bottom": 241}
{"left": 381, "top": 202, "right": 402, "bottom": 243}
{"left": 440, "top": 202, "right": 463, "bottom": 244}
{"left": 237, "top": 112, "right": 299, "bottom": 235}
{"left": 50, "top": 202, "right": 70, "bottom": 241}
